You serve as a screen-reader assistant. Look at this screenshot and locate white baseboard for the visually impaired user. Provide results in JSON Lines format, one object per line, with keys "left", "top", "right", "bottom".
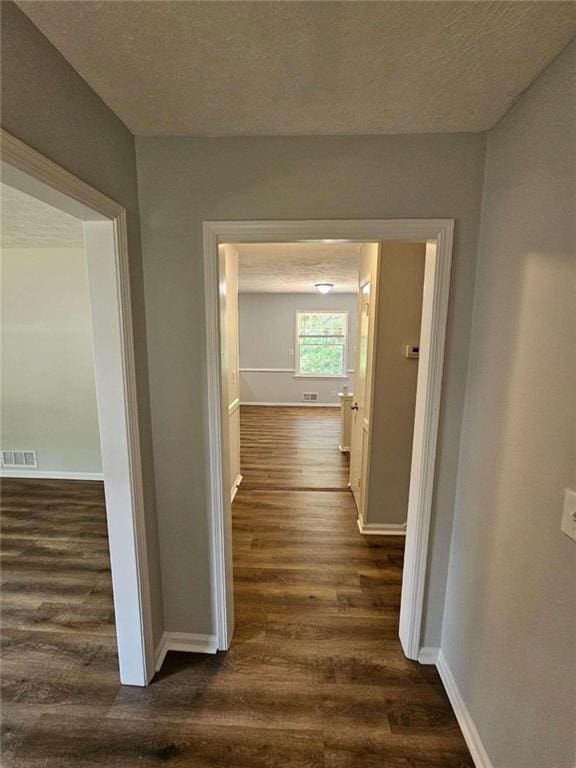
{"left": 240, "top": 401, "right": 339, "bottom": 408}
{"left": 436, "top": 650, "right": 494, "bottom": 768}
{"left": 231, "top": 473, "right": 243, "bottom": 502}
{"left": 357, "top": 518, "right": 407, "bottom": 536}
{"left": 418, "top": 646, "right": 439, "bottom": 665}
{"left": 154, "top": 631, "right": 218, "bottom": 672}
{"left": 0, "top": 469, "right": 104, "bottom": 481}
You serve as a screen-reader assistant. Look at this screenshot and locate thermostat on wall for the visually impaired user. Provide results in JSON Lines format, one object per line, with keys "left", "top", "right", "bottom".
{"left": 405, "top": 344, "right": 419, "bottom": 359}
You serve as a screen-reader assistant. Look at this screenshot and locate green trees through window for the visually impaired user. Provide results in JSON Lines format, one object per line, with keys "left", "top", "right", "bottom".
{"left": 296, "top": 311, "right": 347, "bottom": 376}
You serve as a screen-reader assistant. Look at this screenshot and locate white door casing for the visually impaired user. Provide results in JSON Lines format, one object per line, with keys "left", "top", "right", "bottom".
{"left": 349, "top": 241, "right": 380, "bottom": 525}
{"left": 204, "top": 220, "right": 454, "bottom": 661}
{"left": 350, "top": 281, "right": 370, "bottom": 513}
{"left": 1, "top": 129, "right": 155, "bottom": 685}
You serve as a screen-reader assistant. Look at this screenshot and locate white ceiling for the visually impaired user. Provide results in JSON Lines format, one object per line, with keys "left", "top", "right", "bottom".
{"left": 1, "top": 183, "right": 84, "bottom": 249}
{"left": 235, "top": 242, "right": 362, "bottom": 294}
{"left": 17, "top": 1, "right": 576, "bottom": 136}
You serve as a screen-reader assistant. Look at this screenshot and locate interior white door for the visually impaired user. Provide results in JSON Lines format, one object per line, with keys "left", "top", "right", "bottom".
{"left": 349, "top": 280, "right": 371, "bottom": 512}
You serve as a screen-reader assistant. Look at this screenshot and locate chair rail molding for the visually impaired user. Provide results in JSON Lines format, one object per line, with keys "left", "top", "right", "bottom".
{"left": 239, "top": 401, "right": 340, "bottom": 408}
{"left": 239, "top": 367, "right": 295, "bottom": 373}
{"left": 203, "top": 219, "right": 454, "bottom": 659}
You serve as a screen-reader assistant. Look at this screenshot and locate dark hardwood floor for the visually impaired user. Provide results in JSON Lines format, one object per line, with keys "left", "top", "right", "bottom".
{"left": 1, "top": 478, "right": 118, "bottom": 764}
{"left": 1, "top": 407, "right": 473, "bottom": 767}
{"left": 240, "top": 405, "right": 350, "bottom": 490}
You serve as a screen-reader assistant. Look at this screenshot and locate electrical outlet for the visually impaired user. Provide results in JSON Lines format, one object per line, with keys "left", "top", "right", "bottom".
{"left": 561, "top": 488, "right": 576, "bottom": 543}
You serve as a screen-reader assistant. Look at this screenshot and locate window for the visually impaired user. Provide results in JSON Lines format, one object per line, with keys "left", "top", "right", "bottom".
{"left": 295, "top": 311, "right": 348, "bottom": 377}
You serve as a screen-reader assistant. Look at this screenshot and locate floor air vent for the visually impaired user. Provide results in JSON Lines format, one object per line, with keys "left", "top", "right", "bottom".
{"left": 1, "top": 449, "right": 38, "bottom": 468}
{"left": 303, "top": 393, "right": 318, "bottom": 402}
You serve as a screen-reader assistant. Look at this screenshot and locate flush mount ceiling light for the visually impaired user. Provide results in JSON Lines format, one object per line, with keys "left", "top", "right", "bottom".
{"left": 315, "top": 282, "right": 334, "bottom": 294}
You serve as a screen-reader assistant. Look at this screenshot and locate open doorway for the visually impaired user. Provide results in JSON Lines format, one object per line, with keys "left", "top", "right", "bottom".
{"left": 350, "top": 242, "right": 427, "bottom": 538}
{"left": 229, "top": 241, "right": 363, "bottom": 495}
{"left": 205, "top": 220, "right": 454, "bottom": 662}
{"left": 0, "top": 181, "right": 119, "bottom": 686}
{"left": 1, "top": 132, "right": 154, "bottom": 686}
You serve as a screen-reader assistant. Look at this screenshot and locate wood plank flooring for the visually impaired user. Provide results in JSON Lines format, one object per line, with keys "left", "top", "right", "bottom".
{"left": 1, "top": 407, "right": 473, "bottom": 767}
{"left": 240, "top": 406, "right": 350, "bottom": 490}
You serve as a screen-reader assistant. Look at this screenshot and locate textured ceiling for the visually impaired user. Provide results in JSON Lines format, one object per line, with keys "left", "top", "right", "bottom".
{"left": 1, "top": 183, "right": 84, "bottom": 248}
{"left": 17, "top": 1, "right": 576, "bottom": 135}
{"left": 235, "top": 242, "right": 363, "bottom": 293}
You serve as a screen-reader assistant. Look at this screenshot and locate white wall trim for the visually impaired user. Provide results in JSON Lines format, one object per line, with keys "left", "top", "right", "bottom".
{"left": 292, "top": 375, "right": 351, "bottom": 380}
{"left": 228, "top": 397, "right": 240, "bottom": 415}
{"left": 231, "top": 473, "right": 243, "bottom": 502}
{"left": 1, "top": 130, "right": 155, "bottom": 687}
{"left": 418, "top": 646, "right": 439, "bottom": 665}
{"left": 357, "top": 519, "right": 407, "bottom": 536}
{"left": 155, "top": 632, "right": 218, "bottom": 672}
{"left": 239, "top": 367, "right": 295, "bottom": 373}
{"left": 203, "top": 219, "right": 454, "bottom": 656}
{"left": 240, "top": 401, "right": 339, "bottom": 408}
{"left": 0, "top": 469, "right": 104, "bottom": 481}
{"left": 398, "top": 232, "right": 454, "bottom": 660}
{"left": 239, "top": 367, "right": 352, "bottom": 380}
{"left": 436, "top": 651, "right": 494, "bottom": 768}
{"left": 204, "top": 222, "right": 234, "bottom": 651}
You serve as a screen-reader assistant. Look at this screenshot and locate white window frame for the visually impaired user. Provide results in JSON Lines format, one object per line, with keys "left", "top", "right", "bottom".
{"left": 294, "top": 309, "right": 349, "bottom": 379}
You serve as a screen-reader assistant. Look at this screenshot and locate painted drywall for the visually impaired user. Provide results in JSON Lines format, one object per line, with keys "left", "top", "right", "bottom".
{"left": 1, "top": 2, "right": 164, "bottom": 647}
{"left": 1, "top": 247, "right": 102, "bottom": 474}
{"left": 442, "top": 40, "right": 576, "bottom": 768}
{"left": 239, "top": 293, "right": 357, "bottom": 405}
{"left": 365, "top": 243, "right": 425, "bottom": 526}
{"left": 135, "top": 133, "right": 486, "bottom": 638}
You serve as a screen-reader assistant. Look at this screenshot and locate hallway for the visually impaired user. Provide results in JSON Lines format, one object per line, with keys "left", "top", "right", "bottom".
{"left": 230, "top": 405, "right": 473, "bottom": 766}
{"left": 1, "top": 407, "right": 473, "bottom": 766}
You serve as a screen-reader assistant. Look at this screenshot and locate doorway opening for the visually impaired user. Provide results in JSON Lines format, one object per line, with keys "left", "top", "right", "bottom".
{"left": 204, "top": 219, "right": 454, "bottom": 661}
{"left": 1, "top": 131, "right": 154, "bottom": 686}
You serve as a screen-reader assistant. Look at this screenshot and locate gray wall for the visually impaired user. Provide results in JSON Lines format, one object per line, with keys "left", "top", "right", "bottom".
{"left": 442, "top": 41, "right": 576, "bottom": 768}
{"left": 0, "top": 2, "right": 164, "bottom": 647}
{"left": 366, "top": 243, "right": 425, "bottom": 526}
{"left": 239, "top": 293, "right": 357, "bottom": 405}
{"left": 1, "top": 247, "right": 102, "bottom": 475}
{"left": 135, "top": 132, "right": 486, "bottom": 638}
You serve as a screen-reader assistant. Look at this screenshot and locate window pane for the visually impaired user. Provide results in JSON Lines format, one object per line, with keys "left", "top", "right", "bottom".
{"left": 299, "top": 342, "right": 344, "bottom": 375}
{"left": 296, "top": 311, "right": 347, "bottom": 376}
{"left": 298, "top": 312, "right": 346, "bottom": 337}
{"left": 299, "top": 336, "right": 342, "bottom": 346}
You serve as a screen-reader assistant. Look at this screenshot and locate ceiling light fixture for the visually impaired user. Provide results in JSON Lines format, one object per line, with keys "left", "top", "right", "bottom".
{"left": 315, "top": 282, "right": 334, "bottom": 294}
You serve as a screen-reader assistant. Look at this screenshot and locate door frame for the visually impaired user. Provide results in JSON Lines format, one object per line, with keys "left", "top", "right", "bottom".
{"left": 349, "top": 250, "right": 380, "bottom": 526}
{"left": 1, "top": 130, "right": 155, "bottom": 685}
{"left": 203, "top": 219, "right": 454, "bottom": 661}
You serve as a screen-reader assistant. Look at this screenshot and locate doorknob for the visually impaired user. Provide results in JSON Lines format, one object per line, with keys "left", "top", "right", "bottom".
{"left": 351, "top": 403, "right": 359, "bottom": 411}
